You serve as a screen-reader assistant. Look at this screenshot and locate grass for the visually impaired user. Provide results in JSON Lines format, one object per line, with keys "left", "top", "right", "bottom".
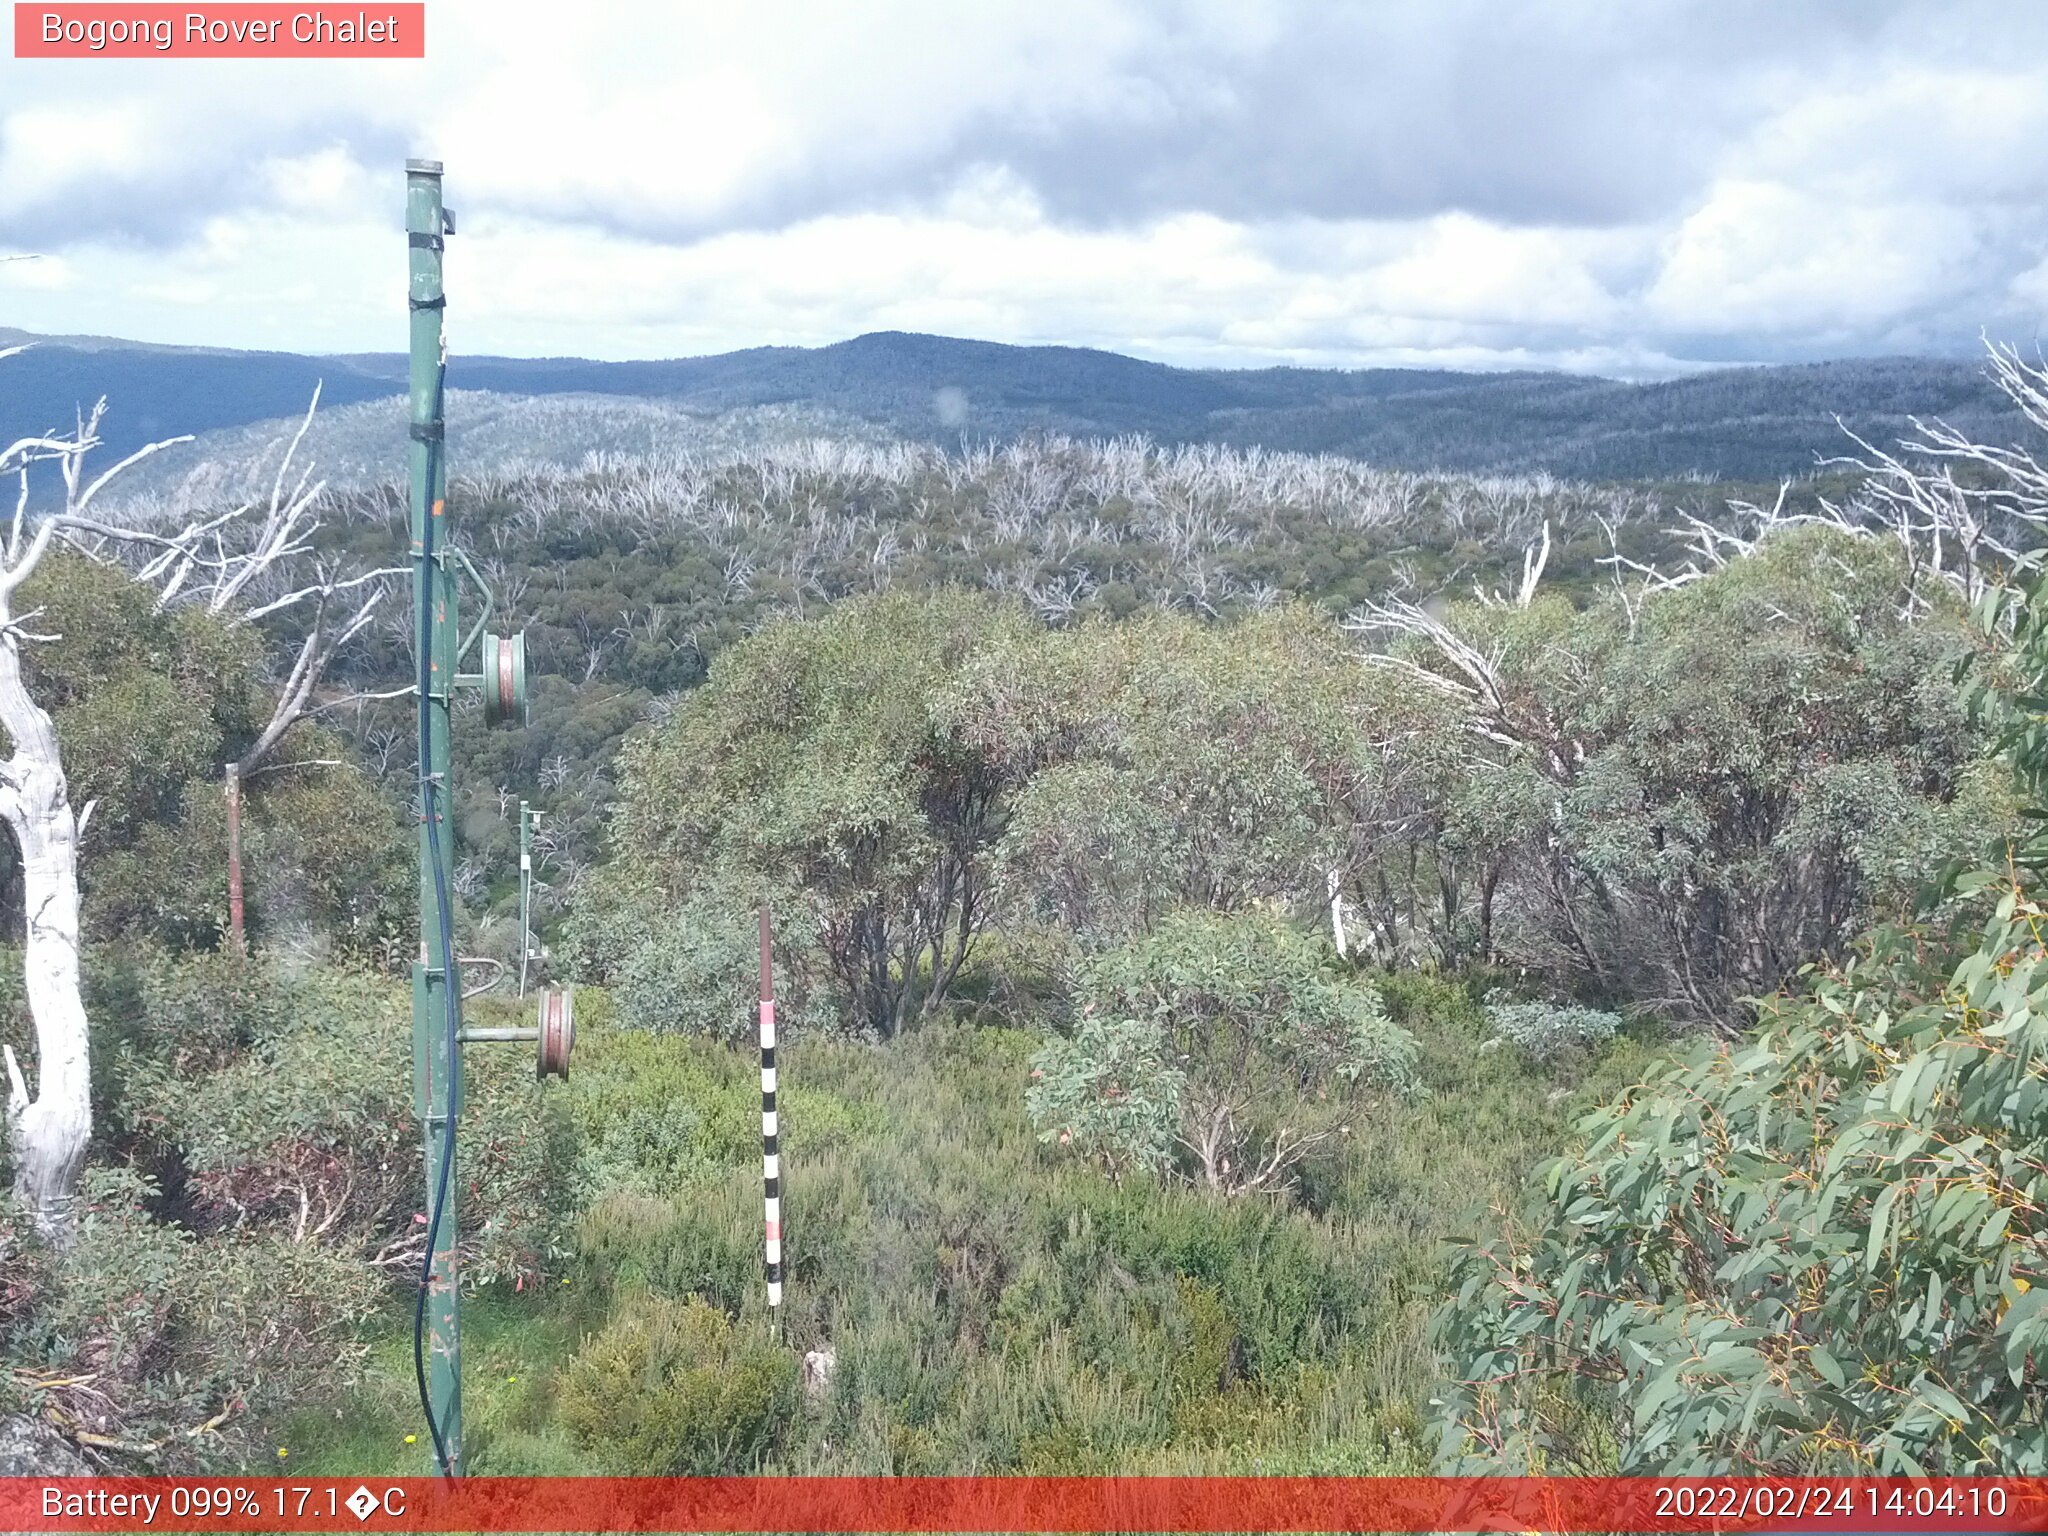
{"left": 279, "top": 1287, "right": 604, "bottom": 1476}
{"left": 283, "top": 972, "right": 1666, "bottom": 1475}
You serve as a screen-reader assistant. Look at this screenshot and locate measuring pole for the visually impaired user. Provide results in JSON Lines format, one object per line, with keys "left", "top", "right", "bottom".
{"left": 760, "top": 905, "right": 782, "bottom": 1332}
{"left": 407, "top": 157, "right": 462, "bottom": 1476}
{"left": 518, "top": 802, "right": 544, "bottom": 997}
{"left": 518, "top": 801, "right": 532, "bottom": 997}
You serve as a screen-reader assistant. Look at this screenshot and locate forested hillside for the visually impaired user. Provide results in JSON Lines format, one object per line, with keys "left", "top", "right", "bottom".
{"left": 293, "top": 437, "right": 1825, "bottom": 933}
{"left": 7, "top": 326, "right": 2032, "bottom": 489}
{"left": 2, "top": 344, "right": 2046, "bottom": 1477}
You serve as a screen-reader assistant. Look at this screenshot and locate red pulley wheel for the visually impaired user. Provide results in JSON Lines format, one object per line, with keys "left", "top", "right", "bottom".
{"left": 536, "top": 986, "right": 574, "bottom": 1079}
{"left": 497, "top": 633, "right": 517, "bottom": 720}
{"left": 481, "top": 631, "right": 528, "bottom": 728}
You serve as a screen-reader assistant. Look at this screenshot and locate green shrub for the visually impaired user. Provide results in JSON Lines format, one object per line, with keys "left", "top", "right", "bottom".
{"left": 567, "top": 1003, "right": 757, "bottom": 1197}
{"left": 1481, "top": 993, "right": 1623, "bottom": 1063}
{"left": 107, "top": 950, "right": 574, "bottom": 1287}
{"left": 1429, "top": 540, "right": 2048, "bottom": 1476}
{"left": 92, "top": 945, "right": 293, "bottom": 1074}
{"left": 557, "top": 1295, "right": 798, "bottom": 1473}
{"left": 311, "top": 985, "right": 1613, "bottom": 1478}
{"left": 592, "top": 590, "right": 1046, "bottom": 1037}
{"left": 1033, "top": 908, "right": 1415, "bottom": 1195}
{"left": 1, "top": 1166, "right": 380, "bottom": 1468}
{"left": 564, "top": 874, "right": 834, "bottom": 1044}
{"left": 1168, "top": 1276, "right": 1239, "bottom": 1402}
{"left": 576, "top": 1189, "right": 759, "bottom": 1315}
{"left": 1026, "top": 1013, "right": 1180, "bottom": 1180}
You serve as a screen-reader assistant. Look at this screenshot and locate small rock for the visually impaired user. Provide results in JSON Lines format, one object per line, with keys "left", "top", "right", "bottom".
{"left": 0, "top": 1415, "right": 91, "bottom": 1475}
{"left": 801, "top": 1346, "right": 836, "bottom": 1402}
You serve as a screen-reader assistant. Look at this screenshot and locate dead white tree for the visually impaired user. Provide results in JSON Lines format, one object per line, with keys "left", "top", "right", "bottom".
{"left": 1347, "top": 537, "right": 1580, "bottom": 783}
{"left": 1591, "top": 339, "right": 2048, "bottom": 623}
{"left": 1811, "top": 341, "right": 2048, "bottom": 609}
{"left": 210, "top": 394, "right": 406, "bottom": 947}
{"left": 1474, "top": 519, "right": 1551, "bottom": 609}
{"left": 0, "top": 360, "right": 191, "bottom": 1233}
{"left": 0, "top": 359, "right": 397, "bottom": 1232}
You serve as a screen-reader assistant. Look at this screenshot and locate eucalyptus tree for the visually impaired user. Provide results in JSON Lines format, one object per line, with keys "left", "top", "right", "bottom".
{"left": 1029, "top": 906, "right": 1416, "bottom": 1196}
{"left": 0, "top": 360, "right": 392, "bottom": 1234}
{"left": 997, "top": 606, "right": 1373, "bottom": 949}
{"left": 592, "top": 589, "right": 1046, "bottom": 1037}
{"left": 1430, "top": 580, "right": 2048, "bottom": 1470}
{"left": 1431, "top": 340, "right": 2048, "bottom": 1474}
{"left": 1353, "top": 522, "right": 1991, "bottom": 1024}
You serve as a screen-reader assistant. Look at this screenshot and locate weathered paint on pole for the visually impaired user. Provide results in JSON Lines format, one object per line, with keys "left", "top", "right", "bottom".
{"left": 760, "top": 904, "right": 782, "bottom": 1323}
{"left": 407, "top": 156, "right": 462, "bottom": 1476}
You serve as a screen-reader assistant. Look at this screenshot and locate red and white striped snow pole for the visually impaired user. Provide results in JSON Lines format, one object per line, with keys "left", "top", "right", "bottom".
{"left": 760, "top": 904, "right": 782, "bottom": 1325}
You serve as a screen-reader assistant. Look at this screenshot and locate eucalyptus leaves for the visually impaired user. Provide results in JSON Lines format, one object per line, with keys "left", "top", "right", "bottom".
{"left": 1433, "top": 560, "right": 2048, "bottom": 1473}
{"left": 1029, "top": 908, "right": 1415, "bottom": 1196}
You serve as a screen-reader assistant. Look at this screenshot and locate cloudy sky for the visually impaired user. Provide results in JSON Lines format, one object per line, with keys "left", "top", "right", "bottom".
{"left": 4, "top": 0, "right": 2047, "bottom": 375}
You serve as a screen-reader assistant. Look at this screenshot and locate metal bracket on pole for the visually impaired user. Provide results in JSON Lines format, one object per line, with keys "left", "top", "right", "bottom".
{"left": 460, "top": 987, "right": 574, "bottom": 1080}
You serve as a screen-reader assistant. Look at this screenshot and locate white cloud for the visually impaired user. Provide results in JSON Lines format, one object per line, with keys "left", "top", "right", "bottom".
{"left": 0, "top": 255, "right": 73, "bottom": 292}
{"left": 1645, "top": 180, "right": 1989, "bottom": 338}
{"left": 1349, "top": 216, "right": 1632, "bottom": 330}
{"left": 0, "top": 101, "right": 155, "bottom": 212}
{"left": 2, "top": 0, "right": 2045, "bottom": 373}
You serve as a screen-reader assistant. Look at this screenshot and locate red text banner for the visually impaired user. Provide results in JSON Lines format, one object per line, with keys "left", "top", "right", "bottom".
{"left": 5, "top": 1477, "right": 2048, "bottom": 1533}
{"left": 14, "top": 4, "right": 425, "bottom": 57}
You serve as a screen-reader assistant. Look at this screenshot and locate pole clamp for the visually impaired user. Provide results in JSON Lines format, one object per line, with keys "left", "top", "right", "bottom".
{"left": 408, "top": 294, "right": 446, "bottom": 311}
{"left": 408, "top": 231, "right": 444, "bottom": 252}
{"left": 410, "top": 421, "right": 445, "bottom": 442}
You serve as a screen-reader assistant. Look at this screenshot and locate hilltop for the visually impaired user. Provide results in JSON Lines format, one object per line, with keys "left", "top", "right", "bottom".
{"left": 2, "top": 326, "right": 2027, "bottom": 488}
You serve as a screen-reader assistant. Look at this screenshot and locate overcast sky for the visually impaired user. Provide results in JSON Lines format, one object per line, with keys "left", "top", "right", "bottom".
{"left": 4, "top": 0, "right": 2046, "bottom": 375}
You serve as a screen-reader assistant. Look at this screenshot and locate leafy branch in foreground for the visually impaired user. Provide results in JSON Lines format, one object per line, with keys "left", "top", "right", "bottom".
{"left": 1432, "top": 878, "right": 2048, "bottom": 1474}
{"left": 1432, "top": 530, "right": 2048, "bottom": 1475}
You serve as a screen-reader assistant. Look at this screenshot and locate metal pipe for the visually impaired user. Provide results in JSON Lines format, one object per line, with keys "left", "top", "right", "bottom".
{"left": 406, "top": 155, "right": 463, "bottom": 1478}
{"left": 458, "top": 1027, "right": 538, "bottom": 1043}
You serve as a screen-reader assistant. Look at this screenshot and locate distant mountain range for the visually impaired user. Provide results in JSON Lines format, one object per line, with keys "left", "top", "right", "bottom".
{"left": 0, "top": 326, "right": 2028, "bottom": 487}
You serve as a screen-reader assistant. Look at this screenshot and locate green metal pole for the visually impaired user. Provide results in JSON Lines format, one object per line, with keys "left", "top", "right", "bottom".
{"left": 406, "top": 157, "right": 462, "bottom": 1475}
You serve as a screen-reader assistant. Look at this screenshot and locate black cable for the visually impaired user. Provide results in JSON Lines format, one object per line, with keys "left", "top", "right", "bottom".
{"left": 411, "top": 356, "right": 461, "bottom": 1479}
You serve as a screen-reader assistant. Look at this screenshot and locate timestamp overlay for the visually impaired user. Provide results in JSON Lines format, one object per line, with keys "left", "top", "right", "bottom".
{"left": 3, "top": 1478, "right": 2048, "bottom": 1533}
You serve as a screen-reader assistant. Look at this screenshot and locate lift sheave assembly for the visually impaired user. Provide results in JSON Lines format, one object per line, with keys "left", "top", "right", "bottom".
{"left": 405, "top": 157, "right": 571, "bottom": 1480}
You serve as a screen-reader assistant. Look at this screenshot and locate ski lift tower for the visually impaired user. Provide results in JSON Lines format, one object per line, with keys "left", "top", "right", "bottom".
{"left": 405, "top": 158, "right": 572, "bottom": 1478}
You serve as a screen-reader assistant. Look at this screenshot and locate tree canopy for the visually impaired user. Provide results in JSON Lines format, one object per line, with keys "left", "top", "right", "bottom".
{"left": 1430, "top": 558, "right": 2048, "bottom": 1474}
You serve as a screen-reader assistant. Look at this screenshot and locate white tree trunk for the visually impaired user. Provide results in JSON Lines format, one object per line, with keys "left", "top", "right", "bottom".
{"left": 0, "top": 635, "right": 90, "bottom": 1238}
{"left": 1327, "top": 868, "right": 1350, "bottom": 960}
{"left": 0, "top": 367, "right": 381, "bottom": 1238}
